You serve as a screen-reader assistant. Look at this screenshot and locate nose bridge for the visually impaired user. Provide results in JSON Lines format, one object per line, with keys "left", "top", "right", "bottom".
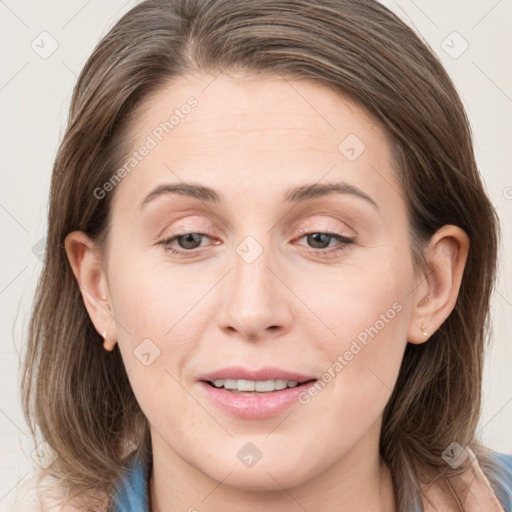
{"left": 217, "top": 232, "right": 291, "bottom": 339}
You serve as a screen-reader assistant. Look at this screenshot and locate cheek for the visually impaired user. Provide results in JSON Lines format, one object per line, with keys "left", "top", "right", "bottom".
{"left": 110, "top": 266, "right": 198, "bottom": 427}
{"left": 107, "top": 249, "right": 212, "bottom": 412}
{"left": 305, "top": 248, "right": 413, "bottom": 349}
{"left": 107, "top": 246, "right": 199, "bottom": 338}
{"left": 303, "top": 254, "right": 413, "bottom": 412}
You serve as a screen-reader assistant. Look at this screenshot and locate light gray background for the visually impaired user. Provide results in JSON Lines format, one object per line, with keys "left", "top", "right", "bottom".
{"left": 1, "top": 0, "right": 511, "bottom": 506}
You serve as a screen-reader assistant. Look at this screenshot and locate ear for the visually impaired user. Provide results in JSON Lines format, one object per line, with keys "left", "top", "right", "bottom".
{"left": 407, "top": 225, "right": 470, "bottom": 344}
{"left": 64, "top": 231, "right": 117, "bottom": 351}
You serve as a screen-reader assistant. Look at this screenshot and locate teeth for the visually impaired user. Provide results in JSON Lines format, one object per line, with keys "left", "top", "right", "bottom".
{"left": 212, "top": 378, "right": 300, "bottom": 392}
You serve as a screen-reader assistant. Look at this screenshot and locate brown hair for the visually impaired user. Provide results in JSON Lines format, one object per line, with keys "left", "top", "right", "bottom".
{"left": 21, "top": 0, "right": 508, "bottom": 510}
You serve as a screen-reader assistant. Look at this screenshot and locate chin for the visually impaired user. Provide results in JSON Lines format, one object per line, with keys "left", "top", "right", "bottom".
{"left": 199, "top": 455, "right": 312, "bottom": 492}
{"left": 220, "top": 469, "right": 305, "bottom": 493}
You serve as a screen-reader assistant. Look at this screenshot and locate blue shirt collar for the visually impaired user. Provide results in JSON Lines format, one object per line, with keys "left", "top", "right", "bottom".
{"left": 111, "top": 452, "right": 150, "bottom": 512}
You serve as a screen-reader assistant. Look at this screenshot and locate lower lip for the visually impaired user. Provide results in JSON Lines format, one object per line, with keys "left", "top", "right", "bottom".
{"left": 197, "top": 380, "right": 318, "bottom": 419}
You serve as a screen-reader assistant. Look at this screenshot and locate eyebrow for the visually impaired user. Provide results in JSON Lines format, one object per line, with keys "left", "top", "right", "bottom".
{"left": 285, "top": 182, "right": 378, "bottom": 209}
{"left": 139, "top": 181, "right": 378, "bottom": 210}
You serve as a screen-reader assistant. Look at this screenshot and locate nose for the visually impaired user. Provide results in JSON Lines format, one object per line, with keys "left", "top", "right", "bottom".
{"left": 216, "top": 238, "right": 294, "bottom": 341}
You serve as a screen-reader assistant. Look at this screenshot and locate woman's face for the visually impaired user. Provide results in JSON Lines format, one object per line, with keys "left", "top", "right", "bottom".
{"left": 100, "top": 72, "right": 427, "bottom": 490}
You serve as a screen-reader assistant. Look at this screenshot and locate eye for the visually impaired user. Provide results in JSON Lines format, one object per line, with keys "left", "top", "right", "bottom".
{"left": 159, "top": 232, "right": 213, "bottom": 256}
{"left": 158, "top": 230, "right": 355, "bottom": 258}
{"left": 296, "top": 230, "right": 355, "bottom": 257}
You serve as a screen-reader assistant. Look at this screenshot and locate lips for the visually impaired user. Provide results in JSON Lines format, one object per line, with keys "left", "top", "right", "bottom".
{"left": 197, "top": 365, "right": 317, "bottom": 384}
{"left": 198, "top": 379, "right": 319, "bottom": 419}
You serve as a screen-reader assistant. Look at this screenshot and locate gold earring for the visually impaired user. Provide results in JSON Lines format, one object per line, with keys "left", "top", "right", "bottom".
{"left": 101, "top": 318, "right": 115, "bottom": 351}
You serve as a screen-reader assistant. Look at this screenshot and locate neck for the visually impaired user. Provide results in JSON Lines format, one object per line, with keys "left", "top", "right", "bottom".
{"left": 149, "top": 421, "right": 397, "bottom": 512}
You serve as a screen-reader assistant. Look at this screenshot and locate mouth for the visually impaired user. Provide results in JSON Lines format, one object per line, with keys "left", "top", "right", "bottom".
{"left": 202, "top": 378, "right": 318, "bottom": 395}
{"left": 198, "top": 373, "right": 320, "bottom": 419}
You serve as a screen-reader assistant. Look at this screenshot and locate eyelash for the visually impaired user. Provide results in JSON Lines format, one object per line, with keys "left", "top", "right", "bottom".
{"left": 159, "top": 230, "right": 354, "bottom": 258}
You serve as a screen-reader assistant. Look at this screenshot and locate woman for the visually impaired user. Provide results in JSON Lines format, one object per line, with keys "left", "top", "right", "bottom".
{"left": 20, "top": 0, "right": 512, "bottom": 511}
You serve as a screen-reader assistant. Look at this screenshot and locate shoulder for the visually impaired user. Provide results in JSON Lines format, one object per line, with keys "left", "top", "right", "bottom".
{"left": 490, "top": 451, "right": 512, "bottom": 509}
{"left": 493, "top": 451, "right": 512, "bottom": 474}
{"left": 8, "top": 453, "right": 147, "bottom": 512}
{"left": 417, "top": 448, "right": 512, "bottom": 512}
{"left": 5, "top": 471, "right": 46, "bottom": 512}
{"left": 7, "top": 471, "right": 106, "bottom": 512}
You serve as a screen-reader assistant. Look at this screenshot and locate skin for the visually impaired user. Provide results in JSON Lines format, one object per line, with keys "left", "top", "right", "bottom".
{"left": 65, "top": 71, "right": 469, "bottom": 512}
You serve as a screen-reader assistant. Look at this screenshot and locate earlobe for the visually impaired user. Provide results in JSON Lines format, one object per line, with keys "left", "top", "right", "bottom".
{"left": 101, "top": 317, "right": 117, "bottom": 351}
{"left": 407, "top": 225, "right": 470, "bottom": 345}
{"left": 64, "top": 231, "right": 117, "bottom": 350}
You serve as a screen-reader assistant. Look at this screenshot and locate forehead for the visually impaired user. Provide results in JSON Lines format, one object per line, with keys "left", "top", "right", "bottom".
{"left": 111, "top": 71, "right": 402, "bottom": 215}
{"left": 135, "top": 71, "right": 384, "bottom": 145}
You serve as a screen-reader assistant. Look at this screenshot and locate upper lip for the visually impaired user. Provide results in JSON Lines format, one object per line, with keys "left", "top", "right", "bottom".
{"left": 198, "top": 366, "right": 318, "bottom": 383}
